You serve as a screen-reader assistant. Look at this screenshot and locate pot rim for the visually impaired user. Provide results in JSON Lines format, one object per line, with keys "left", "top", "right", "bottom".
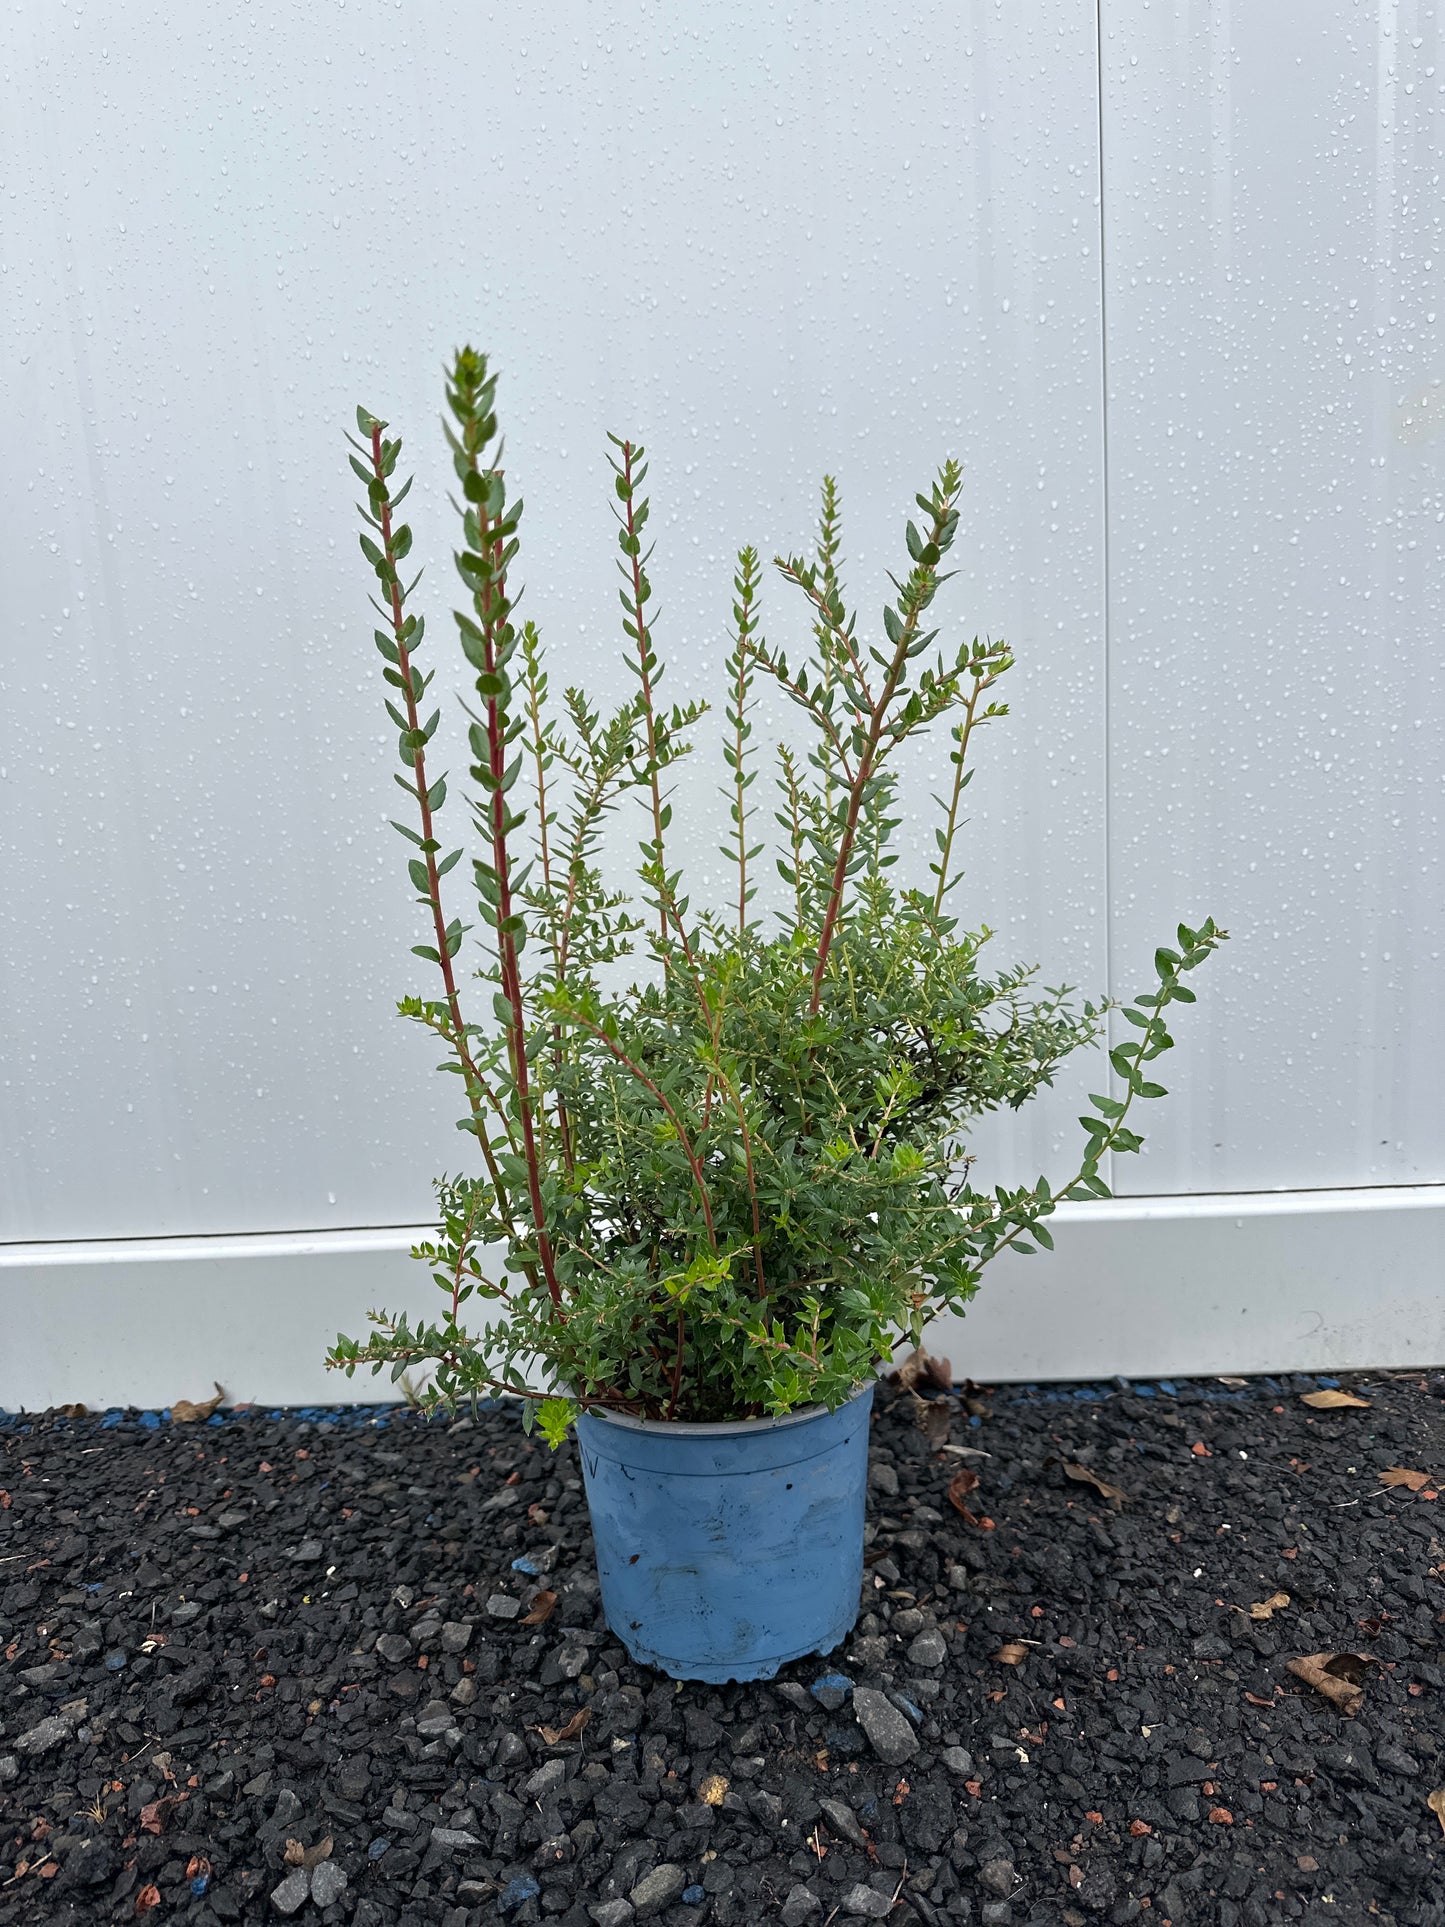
{"left": 579, "top": 1377, "right": 873, "bottom": 1439}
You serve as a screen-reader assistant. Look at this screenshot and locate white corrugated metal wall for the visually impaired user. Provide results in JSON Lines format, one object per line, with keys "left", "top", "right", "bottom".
{"left": 3, "top": 3, "right": 1441, "bottom": 1406}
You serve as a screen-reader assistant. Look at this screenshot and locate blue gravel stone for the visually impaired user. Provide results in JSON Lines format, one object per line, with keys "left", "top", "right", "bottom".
{"left": 810, "top": 1672, "right": 853, "bottom": 1712}
{"left": 103, "top": 1652, "right": 127, "bottom": 1672}
{"left": 683, "top": 1886, "right": 705, "bottom": 1905}
{"left": 824, "top": 1721, "right": 866, "bottom": 1757}
{"left": 499, "top": 1875, "right": 542, "bottom": 1912}
{"left": 511, "top": 1554, "right": 540, "bottom": 1575}
{"left": 190, "top": 1875, "right": 209, "bottom": 1897}
{"left": 367, "top": 1838, "right": 390, "bottom": 1860}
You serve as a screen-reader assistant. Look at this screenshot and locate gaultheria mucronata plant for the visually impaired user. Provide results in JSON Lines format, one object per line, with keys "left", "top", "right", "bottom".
{"left": 327, "top": 349, "right": 1224, "bottom": 1441}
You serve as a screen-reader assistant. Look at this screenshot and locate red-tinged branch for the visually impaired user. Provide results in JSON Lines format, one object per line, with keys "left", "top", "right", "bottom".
{"left": 570, "top": 1013, "right": 719, "bottom": 1254}
{"left": 731, "top": 635, "right": 750, "bottom": 938}
{"left": 759, "top": 654, "right": 856, "bottom": 785}
{"left": 620, "top": 440, "right": 668, "bottom": 946}
{"left": 328, "top": 1340, "right": 630, "bottom": 1414}
{"left": 473, "top": 511, "right": 565, "bottom": 1314}
{"left": 807, "top": 497, "right": 956, "bottom": 1015}
{"left": 731, "top": 1090, "right": 768, "bottom": 1299}
{"left": 776, "top": 555, "right": 875, "bottom": 715}
{"left": 667, "top": 1308, "right": 685, "bottom": 1420}
{"left": 932, "top": 665, "right": 996, "bottom": 914}
{"left": 370, "top": 424, "right": 518, "bottom": 1234}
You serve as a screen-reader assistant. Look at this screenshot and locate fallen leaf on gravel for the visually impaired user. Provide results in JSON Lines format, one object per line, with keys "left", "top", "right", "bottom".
{"left": 948, "top": 1467, "right": 979, "bottom": 1504}
{"left": 994, "top": 1642, "right": 1029, "bottom": 1666}
{"left": 892, "top": 1347, "right": 952, "bottom": 1393}
{"left": 1244, "top": 1690, "right": 1277, "bottom": 1708}
{"left": 911, "top": 1391, "right": 951, "bottom": 1449}
{"left": 1286, "top": 1651, "right": 1372, "bottom": 1716}
{"left": 520, "top": 1589, "right": 558, "bottom": 1625}
{"left": 139, "top": 1797, "right": 179, "bottom": 1835}
{"left": 283, "top": 1836, "right": 333, "bottom": 1870}
{"left": 1380, "top": 1467, "right": 1433, "bottom": 1492}
{"left": 1427, "top": 1788, "right": 1445, "bottom": 1838}
{"left": 534, "top": 1707, "right": 591, "bottom": 1746}
{"left": 946, "top": 1467, "right": 994, "bottom": 1529}
{"left": 1299, "top": 1389, "right": 1369, "bottom": 1410}
{"left": 1059, "top": 1461, "right": 1127, "bottom": 1504}
{"left": 1236, "top": 1591, "right": 1290, "bottom": 1622}
{"left": 134, "top": 1888, "right": 161, "bottom": 1918}
{"left": 171, "top": 1382, "right": 225, "bottom": 1423}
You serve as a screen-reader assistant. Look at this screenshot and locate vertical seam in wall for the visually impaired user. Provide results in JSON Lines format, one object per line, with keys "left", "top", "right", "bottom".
{"left": 1093, "top": 0, "right": 1115, "bottom": 1191}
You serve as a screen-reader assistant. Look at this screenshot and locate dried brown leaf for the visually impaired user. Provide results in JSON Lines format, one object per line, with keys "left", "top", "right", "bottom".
{"left": 534, "top": 1706, "right": 591, "bottom": 1746}
{"left": 947, "top": 1467, "right": 980, "bottom": 1508}
{"left": 946, "top": 1466, "right": 994, "bottom": 1530}
{"left": 134, "top": 1886, "right": 162, "bottom": 1918}
{"left": 994, "top": 1642, "right": 1029, "bottom": 1666}
{"left": 138, "top": 1797, "right": 177, "bottom": 1836}
{"left": 171, "top": 1382, "right": 225, "bottom": 1423}
{"left": 1237, "top": 1591, "right": 1290, "bottom": 1622}
{"left": 520, "top": 1589, "right": 558, "bottom": 1626}
{"left": 1427, "top": 1788, "right": 1445, "bottom": 1839}
{"left": 1060, "top": 1462, "right": 1127, "bottom": 1505}
{"left": 1286, "top": 1651, "right": 1372, "bottom": 1717}
{"left": 1299, "top": 1390, "right": 1370, "bottom": 1410}
{"left": 283, "top": 1835, "right": 333, "bottom": 1871}
{"left": 1380, "top": 1467, "right": 1432, "bottom": 1492}
{"left": 911, "top": 1392, "right": 951, "bottom": 1450}
{"left": 892, "top": 1348, "right": 953, "bottom": 1394}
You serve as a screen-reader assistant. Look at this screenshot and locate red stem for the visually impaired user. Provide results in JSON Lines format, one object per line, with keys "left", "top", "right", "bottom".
{"left": 621, "top": 441, "right": 668, "bottom": 946}
{"left": 576, "top": 1016, "right": 718, "bottom": 1253}
{"left": 666, "top": 1308, "right": 685, "bottom": 1420}
{"left": 371, "top": 425, "right": 518, "bottom": 1247}
{"left": 473, "top": 508, "right": 565, "bottom": 1314}
{"left": 807, "top": 520, "right": 952, "bottom": 1014}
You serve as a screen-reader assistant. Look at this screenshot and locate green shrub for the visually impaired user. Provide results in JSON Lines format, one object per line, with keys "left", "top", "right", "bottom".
{"left": 328, "top": 348, "right": 1223, "bottom": 1439}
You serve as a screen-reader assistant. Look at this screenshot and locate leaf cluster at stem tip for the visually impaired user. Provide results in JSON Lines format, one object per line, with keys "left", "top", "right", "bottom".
{"left": 327, "top": 355, "right": 1227, "bottom": 1441}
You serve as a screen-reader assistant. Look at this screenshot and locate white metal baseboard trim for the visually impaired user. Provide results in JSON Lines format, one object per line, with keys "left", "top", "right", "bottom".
{"left": 4, "top": 1186, "right": 1442, "bottom": 1410}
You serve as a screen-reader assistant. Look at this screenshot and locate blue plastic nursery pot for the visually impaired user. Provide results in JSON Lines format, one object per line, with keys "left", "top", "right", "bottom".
{"left": 576, "top": 1382, "right": 875, "bottom": 1684}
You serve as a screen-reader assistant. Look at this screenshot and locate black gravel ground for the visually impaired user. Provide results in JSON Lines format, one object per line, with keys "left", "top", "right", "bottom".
{"left": 3, "top": 1369, "right": 1445, "bottom": 1927}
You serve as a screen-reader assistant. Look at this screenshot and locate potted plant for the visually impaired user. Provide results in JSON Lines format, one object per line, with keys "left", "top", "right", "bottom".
{"left": 329, "top": 348, "right": 1223, "bottom": 1682}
